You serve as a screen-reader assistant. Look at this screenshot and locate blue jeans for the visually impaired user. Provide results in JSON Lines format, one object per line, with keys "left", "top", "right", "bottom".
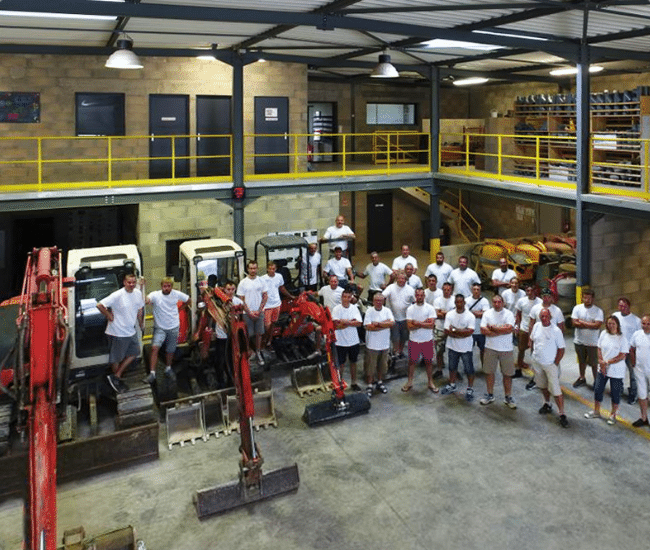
{"left": 448, "top": 349, "right": 474, "bottom": 376}
{"left": 594, "top": 372, "right": 623, "bottom": 405}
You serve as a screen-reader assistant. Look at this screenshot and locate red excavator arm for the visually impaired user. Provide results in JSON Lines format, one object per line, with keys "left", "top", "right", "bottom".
{"left": 15, "top": 247, "right": 69, "bottom": 550}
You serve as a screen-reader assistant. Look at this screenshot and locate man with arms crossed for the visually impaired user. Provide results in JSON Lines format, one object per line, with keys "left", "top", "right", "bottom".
{"left": 382, "top": 271, "right": 415, "bottom": 358}
{"left": 331, "top": 288, "right": 363, "bottom": 391}
{"left": 403, "top": 288, "right": 438, "bottom": 393}
{"left": 571, "top": 289, "right": 603, "bottom": 388}
{"left": 441, "top": 294, "right": 477, "bottom": 401}
{"left": 363, "top": 293, "right": 395, "bottom": 398}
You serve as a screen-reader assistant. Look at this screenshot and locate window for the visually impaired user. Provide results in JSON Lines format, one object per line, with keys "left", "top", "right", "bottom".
{"left": 366, "top": 103, "right": 416, "bottom": 125}
{"left": 75, "top": 92, "right": 125, "bottom": 136}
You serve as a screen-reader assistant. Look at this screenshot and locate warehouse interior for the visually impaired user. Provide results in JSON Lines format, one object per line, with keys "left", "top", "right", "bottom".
{"left": 1, "top": 1, "right": 650, "bottom": 548}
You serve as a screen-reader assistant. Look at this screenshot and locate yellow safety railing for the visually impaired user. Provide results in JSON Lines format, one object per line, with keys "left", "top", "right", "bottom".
{"left": 372, "top": 131, "right": 422, "bottom": 165}
{"left": 440, "top": 189, "right": 482, "bottom": 242}
{"left": 0, "top": 132, "right": 431, "bottom": 192}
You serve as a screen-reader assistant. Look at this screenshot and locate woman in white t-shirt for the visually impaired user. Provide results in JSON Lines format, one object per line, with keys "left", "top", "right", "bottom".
{"left": 585, "top": 315, "right": 629, "bottom": 424}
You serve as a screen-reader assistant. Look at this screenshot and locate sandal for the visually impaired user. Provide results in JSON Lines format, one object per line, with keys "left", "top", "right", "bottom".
{"left": 428, "top": 385, "right": 439, "bottom": 394}
{"left": 365, "top": 385, "right": 373, "bottom": 398}
{"left": 401, "top": 383, "right": 412, "bottom": 392}
{"left": 376, "top": 381, "right": 388, "bottom": 394}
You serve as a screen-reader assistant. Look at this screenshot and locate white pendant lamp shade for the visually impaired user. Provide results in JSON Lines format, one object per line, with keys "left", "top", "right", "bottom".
{"left": 371, "top": 52, "right": 399, "bottom": 78}
{"left": 106, "top": 38, "right": 143, "bottom": 69}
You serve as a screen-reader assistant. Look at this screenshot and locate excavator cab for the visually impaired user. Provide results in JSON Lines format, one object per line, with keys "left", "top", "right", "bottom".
{"left": 254, "top": 235, "right": 310, "bottom": 294}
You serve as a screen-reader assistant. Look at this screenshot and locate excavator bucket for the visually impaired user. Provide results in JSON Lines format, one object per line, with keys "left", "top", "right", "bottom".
{"left": 291, "top": 363, "right": 326, "bottom": 396}
{"left": 61, "top": 525, "right": 138, "bottom": 550}
{"left": 225, "top": 389, "right": 277, "bottom": 433}
{"left": 194, "top": 463, "right": 300, "bottom": 518}
{"left": 166, "top": 401, "right": 205, "bottom": 449}
{"left": 303, "top": 392, "right": 371, "bottom": 426}
{"left": 203, "top": 392, "right": 228, "bottom": 439}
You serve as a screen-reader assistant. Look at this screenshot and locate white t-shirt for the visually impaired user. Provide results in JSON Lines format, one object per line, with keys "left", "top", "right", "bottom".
{"left": 630, "top": 330, "right": 650, "bottom": 374}
{"left": 382, "top": 283, "right": 415, "bottom": 321}
{"left": 598, "top": 331, "right": 629, "bottom": 379}
{"left": 406, "top": 302, "right": 436, "bottom": 343}
{"left": 331, "top": 303, "right": 362, "bottom": 347}
{"left": 323, "top": 224, "right": 354, "bottom": 251}
{"left": 425, "top": 288, "right": 442, "bottom": 307}
{"left": 406, "top": 274, "right": 423, "bottom": 289}
{"left": 449, "top": 267, "right": 481, "bottom": 298}
{"left": 261, "top": 273, "right": 285, "bottom": 309}
{"left": 571, "top": 303, "right": 604, "bottom": 347}
{"left": 147, "top": 289, "right": 189, "bottom": 330}
{"left": 613, "top": 311, "right": 642, "bottom": 343}
{"left": 364, "top": 306, "right": 394, "bottom": 351}
{"left": 502, "top": 288, "right": 525, "bottom": 314}
{"left": 237, "top": 276, "right": 267, "bottom": 312}
{"left": 491, "top": 268, "right": 517, "bottom": 296}
{"left": 318, "top": 285, "right": 343, "bottom": 311}
{"left": 363, "top": 262, "right": 392, "bottom": 291}
{"left": 530, "top": 322, "right": 565, "bottom": 365}
{"left": 392, "top": 255, "right": 418, "bottom": 271}
{"left": 466, "top": 295, "right": 490, "bottom": 334}
{"left": 444, "top": 309, "right": 475, "bottom": 353}
{"left": 424, "top": 262, "right": 452, "bottom": 285}
{"left": 324, "top": 257, "right": 352, "bottom": 280}
{"left": 481, "top": 308, "right": 515, "bottom": 352}
{"left": 529, "top": 303, "right": 564, "bottom": 328}
{"left": 100, "top": 287, "right": 144, "bottom": 337}
{"left": 516, "top": 296, "right": 541, "bottom": 332}
{"left": 301, "top": 251, "right": 321, "bottom": 286}
{"left": 433, "top": 294, "right": 455, "bottom": 330}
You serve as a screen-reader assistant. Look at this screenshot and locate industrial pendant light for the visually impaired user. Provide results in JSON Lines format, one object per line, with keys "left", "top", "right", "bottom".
{"left": 105, "top": 35, "right": 143, "bottom": 69}
{"left": 370, "top": 49, "right": 399, "bottom": 78}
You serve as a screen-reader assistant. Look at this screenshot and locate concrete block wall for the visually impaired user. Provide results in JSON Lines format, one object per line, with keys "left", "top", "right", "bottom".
{"left": 590, "top": 215, "right": 650, "bottom": 315}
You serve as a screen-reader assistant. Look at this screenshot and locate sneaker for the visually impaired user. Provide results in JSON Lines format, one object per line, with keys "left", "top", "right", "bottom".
{"left": 572, "top": 377, "right": 587, "bottom": 388}
{"left": 165, "top": 366, "right": 177, "bottom": 384}
{"left": 432, "top": 370, "right": 443, "bottom": 380}
{"left": 256, "top": 352, "right": 265, "bottom": 366}
{"left": 375, "top": 381, "right": 388, "bottom": 394}
{"left": 627, "top": 394, "right": 638, "bottom": 405}
{"left": 351, "top": 383, "right": 362, "bottom": 392}
{"left": 465, "top": 387, "right": 474, "bottom": 402}
{"left": 584, "top": 410, "right": 600, "bottom": 419}
{"left": 559, "top": 414, "right": 569, "bottom": 428}
{"left": 441, "top": 383, "right": 457, "bottom": 395}
{"left": 538, "top": 403, "right": 552, "bottom": 415}
{"left": 107, "top": 374, "right": 128, "bottom": 393}
{"left": 504, "top": 395, "right": 517, "bottom": 409}
{"left": 512, "top": 369, "right": 523, "bottom": 378}
{"left": 143, "top": 371, "right": 155, "bottom": 385}
{"left": 365, "top": 385, "right": 373, "bottom": 398}
{"left": 632, "top": 418, "right": 649, "bottom": 427}
{"left": 479, "top": 393, "right": 495, "bottom": 405}
{"left": 607, "top": 414, "right": 617, "bottom": 425}
{"left": 525, "top": 379, "right": 537, "bottom": 391}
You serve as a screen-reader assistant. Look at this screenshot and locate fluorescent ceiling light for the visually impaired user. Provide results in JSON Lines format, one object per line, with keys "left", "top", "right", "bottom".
{"left": 0, "top": 10, "right": 116, "bottom": 21}
{"left": 473, "top": 30, "right": 549, "bottom": 42}
{"left": 453, "top": 77, "right": 489, "bottom": 86}
{"left": 550, "top": 66, "right": 604, "bottom": 76}
{"left": 422, "top": 39, "right": 501, "bottom": 51}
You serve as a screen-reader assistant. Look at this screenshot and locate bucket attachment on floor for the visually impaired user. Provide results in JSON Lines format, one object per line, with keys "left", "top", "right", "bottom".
{"left": 203, "top": 393, "right": 227, "bottom": 440}
{"left": 225, "top": 389, "right": 277, "bottom": 434}
{"left": 60, "top": 525, "right": 141, "bottom": 550}
{"left": 303, "top": 392, "right": 371, "bottom": 427}
{"left": 166, "top": 401, "right": 205, "bottom": 449}
{"left": 384, "top": 354, "right": 408, "bottom": 381}
{"left": 194, "top": 461, "right": 299, "bottom": 518}
{"left": 292, "top": 363, "right": 326, "bottom": 396}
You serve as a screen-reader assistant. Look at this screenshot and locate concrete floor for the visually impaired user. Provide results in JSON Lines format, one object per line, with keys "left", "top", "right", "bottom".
{"left": 1, "top": 337, "right": 650, "bottom": 550}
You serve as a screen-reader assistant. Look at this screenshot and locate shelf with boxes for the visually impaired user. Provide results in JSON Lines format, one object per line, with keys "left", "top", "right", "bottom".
{"left": 513, "top": 87, "right": 648, "bottom": 189}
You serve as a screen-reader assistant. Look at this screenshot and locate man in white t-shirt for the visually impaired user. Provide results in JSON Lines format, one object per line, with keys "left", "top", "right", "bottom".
{"left": 480, "top": 294, "right": 517, "bottom": 408}
{"left": 320, "top": 215, "right": 355, "bottom": 256}
{"left": 449, "top": 255, "right": 481, "bottom": 298}
{"left": 300, "top": 243, "right": 321, "bottom": 291}
{"left": 318, "top": 275, "right": 344, "bottom": 311}
{"left": 261, "top": 261, "right": 292, "bottom": 349}
{"left": 530, "top": 308, "right": 568, "bottom": 428}
{"left": 363, "top": 293, "right": 395, "bottom": 398}
{"left": 403, "top": 288, "right": 438, "bottom": 393}
{"left": 97, "top": 272, "right": 144, "bottom": 393}
{"left": 502, "top": 277, "right": 525, "bottom": 315}
{"left": 237, "top": 260, "right": 268, "bottom": 365}
{"left": 323, "top": 246, "right": 355, "bottom": 288}
{"left": 356, "top": 251, "right": 392, "bottom": 301}
{"left": 515, "top": 284, "right": 541, "bottom": 376}
{"left": 382, "top": 271, "right": 416, "bottom": 357}
{"left": 630, "top": 315, "right": 650, "bottom": 427}
{"left": 571, "top": 289, "right": 604, "bottom": 388}
{"left": 433, "top": 282, "right": 455, "bottom": 377}
{"left": 442, "top": 294, "right": 477, "bottom": 401}
{"left": 392, "top": 244, "right": 418, "bottom": 275}
{"left": 404, "top": 263, "right": 423, "bottom": 289}
{"left": 331, "top": 289, "right": 363, "bottom": 391}
{"left": 424, "top": 274, "right": 442, "bottom": 307}
{"left": 613, "top": 296, "right": 642, "bottom": 403}
{"left": 491, "top": 257, "right": 517, "bottom": 296}
{"left": 425, "top": 251, "right": 452, "bottom": 286}
{"left": 529, "top": 289, "right": 565, "bottom": 333}
{"left": 144, "top": 277, "right": 190, "bottom": 385}
{"left": 467, "top": 282, "right": 490, "bottom": 369}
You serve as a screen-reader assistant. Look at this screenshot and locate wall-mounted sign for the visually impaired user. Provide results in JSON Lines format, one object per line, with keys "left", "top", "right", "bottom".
{"left": 265, "top": 107, "right": 278, "bottom": 121}
{"left": 0, "top": 92, "right": 40, "bottom": 123}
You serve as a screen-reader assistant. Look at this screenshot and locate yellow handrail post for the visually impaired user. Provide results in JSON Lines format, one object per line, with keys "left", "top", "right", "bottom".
{"left": 37, "top": 137, "right": 43, "bottom": 192}
{"left": 342, "top": 134, "right": 346, "bottom": 173}
{"left": 230, "top": 135, "right": 233, "bottom": 178}
{"left": 645, "top": 139, "right": 649, "bottom": 196}
{"left": 293, "top": 134, "right": 298, "bottom": 174}
{"left": 535, "top": 136, "right": 540, "bottom": 179}
{"left": 386, "top": 133, "right": 391, "bottom": 173}
{"left": 498, "top": 135, "right": 502, "bottom": 176}
{"left": 107, "top": 136, "right": 113, "bottom": 186}
{"left": 465, "top": 134, "right": 470, "bottom": 169}
{"left": 171, "top": 136, "right": 176, "bottom": 181}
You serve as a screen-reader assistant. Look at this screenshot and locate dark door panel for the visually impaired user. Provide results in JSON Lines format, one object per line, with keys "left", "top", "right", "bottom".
{"left": 367, "top": 192, "right": 393, "bottom": 253}
{"left": 196, "top": 95, "right": 231, "bottom": 177}
{"left": 254, "top": 96, "right": 289, "bottom": 174}
{"left": 149, "top": 94, "right": 189, "bottom": 179}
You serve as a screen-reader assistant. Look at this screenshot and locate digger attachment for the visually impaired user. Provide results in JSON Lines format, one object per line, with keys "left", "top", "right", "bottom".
{"left": 291, "top": 362, "right": 327, "bottom": 396}
{"left": 194, "top": 461, "right": 299, "bottom": 518}
{"left": 303, "top": 392, "right": 370, "bottom": 427}
{"left": 226, "top": 389, "right": 277, "bottom": 434}
{"left": 166, "top": 400, "right": 206, "bottom": 449}
{"left": 60, "top": 525, "right": 142, "bottom": 550}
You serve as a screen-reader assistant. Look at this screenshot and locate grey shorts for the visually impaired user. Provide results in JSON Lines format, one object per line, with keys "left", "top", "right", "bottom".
{"left": 244, "top": 314, "right": 265, "bottom": 336}
{"left": 108, "top": 334, "right": 140, "bottom": 364}
{"left": 483, "top": 348, "right": 515, "bottom": 376}
{"left": 574, "top": 344, "right": 598, "bottom": 368}
{"left": 390, "top": 320, "right": 409, "bottom": 344}
{"left": 152, "top": 326, "right": 180, "bottom": 354}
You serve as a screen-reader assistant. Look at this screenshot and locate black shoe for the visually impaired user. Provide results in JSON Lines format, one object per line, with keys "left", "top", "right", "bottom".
{"left": 432, "top": 370, "right": 443, "bottom": 380}
{"left": 572, "top": 377, "right": 586, "bottom": 388}
{"left": 632, "top": 418, "right": 649, "bottom": 427}
{"left": 538, "top": 403, "right": 552, "bottom": 414}
{"left": 525, "top": 379, "right": 537, "bottom": 391}
{"left": 627, "top": 392, "right": 638, "bottom": 405}
{"left": 107, "top": 374, "right": 128, "bottom": 393}
{"left": 164, "top": 366, "right": 177, "bottom": 384}
{"left": 559, "top": 415, "right": 569, "bottom": 428}
{"left": 351, "top": 383, "right": 362, "bottom": 392}
{"left": 512, "top": 369, "right": 523, "bottom": 379}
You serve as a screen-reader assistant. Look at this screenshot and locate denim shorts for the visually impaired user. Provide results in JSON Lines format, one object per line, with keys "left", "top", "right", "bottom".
{"left": 152, "top": 326, "right": 180, "bottom": 354}
{"left": 448, "top": 349, "right": 474, "bottom": 375}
